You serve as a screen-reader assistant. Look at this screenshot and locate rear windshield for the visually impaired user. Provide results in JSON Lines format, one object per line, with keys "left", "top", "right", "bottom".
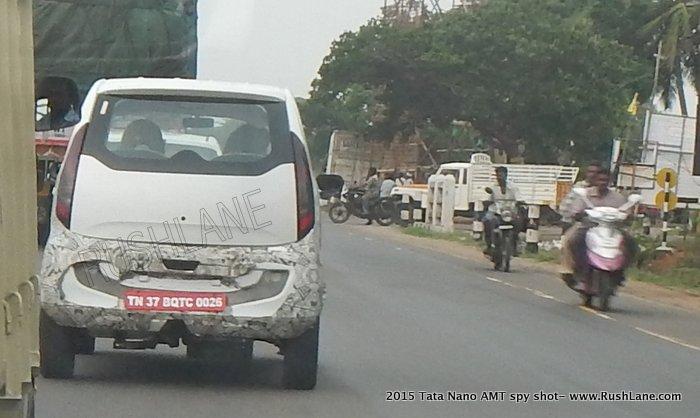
{"left": 82, "top": 94, "right": 293, "bottom": 175}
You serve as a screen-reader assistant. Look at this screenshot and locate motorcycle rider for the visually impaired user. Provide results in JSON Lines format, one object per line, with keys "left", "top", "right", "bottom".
{"left": 483, "top": 166, "right": 520, "bottom": 257}
{"left": 559, "top": 161, "right": 603, "bottom": 233}
{"left": 362, "top": 167, "right": 381, "bottom": 225}
{"left": 561, "top": 168, "right": 635, "bottom": 287}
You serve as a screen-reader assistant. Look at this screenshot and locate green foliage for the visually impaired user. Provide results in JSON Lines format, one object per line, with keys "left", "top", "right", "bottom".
{"left": 302, "top": 0, "right": 656, "bottom": 165}
{"left": 426, "top": 0, "right": 651, "bottom": 163}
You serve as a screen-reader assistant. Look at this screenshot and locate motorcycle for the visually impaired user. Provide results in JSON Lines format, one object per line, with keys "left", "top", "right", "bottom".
{"left": 567, "top": 188, "right": 641, "bottom": 311}
{"left": 484, "top": 191, "right": 523, "bottom": 273}
{"left": 317, "top": 174, "right": 395, "bottom": 226}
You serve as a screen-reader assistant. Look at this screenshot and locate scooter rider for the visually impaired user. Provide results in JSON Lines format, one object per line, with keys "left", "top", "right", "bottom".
{"left": 483, "top": 166, "right": 520, "bottom": 257}
{"left": 561, "top": 169, "right": 635, "bottom": 286}
{"left": 559, "top": 161, "right": 603, "bottom": 233}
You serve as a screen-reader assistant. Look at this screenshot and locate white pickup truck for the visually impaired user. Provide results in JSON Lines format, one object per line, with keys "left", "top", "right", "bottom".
{"left": 392, "top": 153, "right": 579, "bottom": 218}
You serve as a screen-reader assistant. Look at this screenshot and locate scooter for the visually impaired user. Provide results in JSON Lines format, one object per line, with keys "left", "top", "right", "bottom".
{"left": 568, "top": 188, "right": 641, "bottom": 311}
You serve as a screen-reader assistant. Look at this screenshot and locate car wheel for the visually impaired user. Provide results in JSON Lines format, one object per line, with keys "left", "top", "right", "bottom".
{"left": 74, "top": 333, "right": 96, "bottom": 355}
{"left": 282, "top": 320, "right": 319, "bottom": 390}
{"left": 40, "top": 311, "right": 75, "bottom": 379}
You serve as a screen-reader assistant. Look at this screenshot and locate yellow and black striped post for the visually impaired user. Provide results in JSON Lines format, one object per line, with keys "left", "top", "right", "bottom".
{"left": 656, "top": 172, "right": 673, "bottom": 252}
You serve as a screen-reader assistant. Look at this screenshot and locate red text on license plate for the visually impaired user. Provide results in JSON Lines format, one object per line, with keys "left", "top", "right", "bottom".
{"left": 123, "top": 290, "right": 227, "bottom": 313}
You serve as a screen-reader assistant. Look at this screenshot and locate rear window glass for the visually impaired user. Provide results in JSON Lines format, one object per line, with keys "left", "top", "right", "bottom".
{"left": 82, "top": 94, "right": 293, "bottom": 175}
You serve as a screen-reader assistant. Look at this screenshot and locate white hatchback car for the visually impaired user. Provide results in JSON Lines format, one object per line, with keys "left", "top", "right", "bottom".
{"left": 39, "top": 78, "right": 323, "bottom": 389}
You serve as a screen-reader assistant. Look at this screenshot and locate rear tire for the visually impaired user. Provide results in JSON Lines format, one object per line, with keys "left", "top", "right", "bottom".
{"left": 374, "top": 200, "right": 395, "bottom": 227}
{"left": 501, "top": 232, "right": 512, "bottom": 273}
{"left": 283, "top": 320, "right": 319, "bottom": 390}
{"left": 74, "top": 334, "right": 96, "bottom": 355}
{"left": 328, "top": 202, "right": 350, "bottom": 224}
{"left": 37, "top": 221, "right": 50, "bottom": 247}
{"left": 492, "top": 233, "right": 502, "bottom": 271}
{"left": 597, "top": 271, "right": 613, "bottom": 312}
{"left": 40, "top": 311, "right": 75, "bottom": 379}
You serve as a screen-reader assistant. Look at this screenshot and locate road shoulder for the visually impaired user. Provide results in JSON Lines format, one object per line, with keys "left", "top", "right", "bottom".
{"left": 360, "top": 224, "right": 700, "bottom": 314}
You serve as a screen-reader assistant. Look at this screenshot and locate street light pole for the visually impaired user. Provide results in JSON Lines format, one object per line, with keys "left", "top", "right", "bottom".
{"left": 642, "top": 41, "right": 664, "bottom": 149}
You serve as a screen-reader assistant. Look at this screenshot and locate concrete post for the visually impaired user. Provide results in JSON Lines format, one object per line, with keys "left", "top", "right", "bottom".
{"left": 440, "top": 175, "right": 456, "bottom": 233}
{"left": 525, "top": 205, "right": 540, "bottom": 254}
{"left": 642, "top": 215, "right": 651, "bottom": 236}
{"left": 472, "top": 200, "right": 484, "bottom": 241}
{"left": 1, "top": 0, "right": 39, "bottom": 415}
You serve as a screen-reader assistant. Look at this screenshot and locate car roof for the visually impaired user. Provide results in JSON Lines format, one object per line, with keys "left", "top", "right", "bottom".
{"left": 93, "top": 78, "right": 290, "bottom": 102}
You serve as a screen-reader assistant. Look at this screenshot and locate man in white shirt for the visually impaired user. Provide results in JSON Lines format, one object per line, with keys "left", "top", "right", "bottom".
{"left": 380, "top": 173, "right": 396, "bottom": 198}
{"left": 483, "top": 166, "right": 520, "bottom": 256}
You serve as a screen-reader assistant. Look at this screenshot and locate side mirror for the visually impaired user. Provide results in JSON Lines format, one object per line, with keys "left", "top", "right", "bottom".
{"left": 35, "top": 76, "right": 81, "bottom": 132}
{"left": 619, "top": 194, "right": 642, "bottom": 212}
{"left": 573, "top": 187, "right": 588, "bottom": 197}
{"left": 484, "top": 187, "right": 493, "bottom": 195}
{"left": 628, "top": 194, "right": 642, "bottom": 204}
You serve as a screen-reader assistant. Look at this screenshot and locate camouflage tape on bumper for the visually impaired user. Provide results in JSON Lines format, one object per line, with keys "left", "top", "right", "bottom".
{"left": 40, "top": 226, "right": 324, "bottom": 340}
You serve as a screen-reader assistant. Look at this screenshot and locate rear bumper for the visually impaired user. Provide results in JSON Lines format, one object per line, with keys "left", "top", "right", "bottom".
{"left": 42, "top": 301, "right": 320, "bottom": 341}
{"left": 40, "top": 226, "right": 324, "bottom": 341}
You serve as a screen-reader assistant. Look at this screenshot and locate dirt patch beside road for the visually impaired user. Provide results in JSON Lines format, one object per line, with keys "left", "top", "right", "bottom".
{"left": 357, "top": 224, "right": 700, "bottom": 313}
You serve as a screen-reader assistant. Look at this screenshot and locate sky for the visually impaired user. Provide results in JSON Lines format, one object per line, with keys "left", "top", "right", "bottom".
{"left": 197, "top": 1, "right": 454, "bottom": 97}
{"left": 196, "top": 1, "right": 695, "bottom": 114}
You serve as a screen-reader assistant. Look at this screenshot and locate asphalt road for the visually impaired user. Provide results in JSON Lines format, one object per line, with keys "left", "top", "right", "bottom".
{"left": 36, "top": 220, "right": 700, "bottom": 418}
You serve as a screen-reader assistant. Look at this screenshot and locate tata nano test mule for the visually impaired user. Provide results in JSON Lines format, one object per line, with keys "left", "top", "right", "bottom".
{"left": 39, "top": 78, "right": 323, "bottom": 390}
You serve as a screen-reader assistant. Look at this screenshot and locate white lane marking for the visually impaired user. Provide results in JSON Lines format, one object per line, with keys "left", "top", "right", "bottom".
{"left": 364, "top": 237, "right": 374, "bottom": 241}
{"left": 578, "top": 306, "right": 616, "bottom": 321}
{"left": 485, "top": 277, "right": 564, "bottom": 303}
{"left": 395, "top": 247, "right": 403, "bottom": 251}
{"left": 484, "top": 277, "right": 698, "bottom": 350}
{"left": 531, "top": 289, "right": 560, "bottom": 302}
{"left": 634, "top": 327, "right": 700, "bottom": 352}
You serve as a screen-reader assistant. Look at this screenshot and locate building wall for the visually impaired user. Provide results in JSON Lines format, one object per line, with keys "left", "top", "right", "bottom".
{"left": 0, "top": 0, "right": 39, "bottom": 412}
{"left": 326, "top": 131, "right": 425, "bottom": 185}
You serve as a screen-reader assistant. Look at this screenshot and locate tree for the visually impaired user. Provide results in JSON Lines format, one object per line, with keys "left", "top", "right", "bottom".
{"left": 309, "top": 20, "right": 460, "bottom": 140}
{"left": 643, "top": 0, "right": 700, "bottom": 117}
{"left": 426, "top": 0, "right": 652, "bottom": 163}
{"left": 303, "top": 0, "right": 654, "bottom": 165}
{"left": 299, "top": 84, "right": 385, "bottom": 170}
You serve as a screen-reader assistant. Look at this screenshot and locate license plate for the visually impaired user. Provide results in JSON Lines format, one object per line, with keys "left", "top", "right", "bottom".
{"left": 123, "top": 290, "right": 227, "bottom": 313}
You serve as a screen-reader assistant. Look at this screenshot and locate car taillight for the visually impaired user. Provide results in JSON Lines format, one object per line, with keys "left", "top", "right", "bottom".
{"left": 55, "top": 124, "right": 88, "bottom": 228}
{"left": 292, "top": 134, "right": 315, "bottom": 240}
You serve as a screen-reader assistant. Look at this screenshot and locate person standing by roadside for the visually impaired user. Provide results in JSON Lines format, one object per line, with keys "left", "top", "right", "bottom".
{"left": 380, "top": 172, "right": 396, "bottom": 198}
{"left": 362, "top": 167, "right": 380, "bottom": 225}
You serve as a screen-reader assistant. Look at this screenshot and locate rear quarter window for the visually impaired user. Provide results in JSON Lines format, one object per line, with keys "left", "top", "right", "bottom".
{"left": 81, "top": 94, "right": 293, "bottom": 176}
